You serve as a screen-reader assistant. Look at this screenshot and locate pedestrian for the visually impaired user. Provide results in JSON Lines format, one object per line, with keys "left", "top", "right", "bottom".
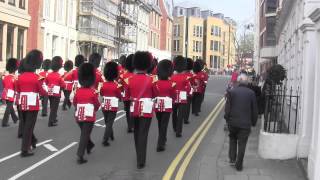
{"left": 192, "top": 60, "right": 206, "bottom": 116}
{"left": 171, "top": 56, "right": 190, "bottom": 137}
{"left": 128, "top": 51, "right": 154, "bottom": 169}
{"left": 120, "top": 54, "right": 134, "bottom": 133}
{"left": 16, "top": 49, "right": 47, "bottom": 157}
{"left": 1, "top": 58, "right": 19, "bottom": 127}
{"left": 46, "top": 56, "right": 65, "bottom": 127}
{"left": 184, "top": 58, "right": 195, "bottom": 124}
{"left": 88, "top": 53, "right": 104, "bottom": 90}
{"left": 71, "top": 55, "right": 85, "bottom": 90}
{"left": 38, "top": 59, "right": 51, "bottom": 117}
{"left": 74, "top": 63, "right": 100, "bottom": 164}
{"left": 100, "top": 61, "right": 122, "bottom": 146}
{"left": 153, "top": 59, "right": 175, "bottom": 152}
{"left": 62, "top": 60, "right": 74, "bottom": 111}
{"left": 224, "top": 74, "right": 258, "bottom": 171}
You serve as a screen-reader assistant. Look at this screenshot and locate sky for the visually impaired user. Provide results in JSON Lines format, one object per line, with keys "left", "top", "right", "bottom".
{"left": 174, "top": 0, "right": 256, "bottom": 28}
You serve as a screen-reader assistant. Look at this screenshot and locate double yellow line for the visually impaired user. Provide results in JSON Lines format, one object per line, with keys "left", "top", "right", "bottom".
{"left": 163, "top": 98, "right": 226, "bottom": 180}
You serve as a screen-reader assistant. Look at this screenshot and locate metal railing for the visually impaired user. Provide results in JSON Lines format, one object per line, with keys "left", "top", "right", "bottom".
{"left": 263, "top": 85, "right": 299, "bottom": 134}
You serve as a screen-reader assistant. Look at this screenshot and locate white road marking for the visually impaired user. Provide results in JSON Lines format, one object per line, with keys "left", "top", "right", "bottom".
{"left": 96, "top": 113, "right": 127, "bottom": 128}
{"left": 43, "top": 144, "right": 58, "bottom": 152}
{"left": 8, "top": 142, "right": 78, "bottom": 180}
{"left": 95, "top": 110, "right": 125, "bottom": 123}
{"left": 0, "top": 139, "right": 53, "bottom": 164}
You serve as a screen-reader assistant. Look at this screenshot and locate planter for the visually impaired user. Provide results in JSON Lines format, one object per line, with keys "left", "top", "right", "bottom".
{"left": 258, "top": 130, "right": 299, "bottom": 159}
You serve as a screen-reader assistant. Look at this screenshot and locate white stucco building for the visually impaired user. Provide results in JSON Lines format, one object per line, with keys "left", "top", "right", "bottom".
{"left": 136, "top": 2, "right": 151, "bottom": 52}
{"left": 42, "top": 0, "right": 78, "bottom": 61}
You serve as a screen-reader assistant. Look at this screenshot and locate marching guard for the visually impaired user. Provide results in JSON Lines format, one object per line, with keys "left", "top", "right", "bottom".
{"left": 74, "top": 63, "right": 100, "bottom": 164}
{"left": 100, "top": 61, "right": 122, "bottom": 146}
{"left": 62, "top": 60, "right": 74, "bottom": 110}
{"left": 128, "top": 51, "right": 155, "bottom": 169}
{"left": 38, "top": 59, "right": 51, "bottom": 117}
{"left": 45, "top": 56, "right": 65, "bottom": 127}
{"left": 192, "top": 60, "right": 206, "bottom": 116}
{"left": 171, "top": 56, "right": 191, "bottom": 137}
{"left": 71, "top": 55, "right": 86, "bottom": 90}
{"left": 88, "top": 53, "right": 104, "bottom": 90}
{"left": 184, "top": 58, "right": 195, "bottom": 124}
{"left": 16, "top": 49, "right": 47, "bottom": 157}
{"left": 153, "top": 60, "right": 175, "bottom": 152}
{"left": 1, "top": 58, "right": 19, "bottom": 127}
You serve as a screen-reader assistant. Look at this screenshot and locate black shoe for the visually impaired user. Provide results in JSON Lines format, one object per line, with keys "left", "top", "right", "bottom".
{"left": 102, "top": 141, "right": 110, "bottom": 147}
{"left": 184, "top": 121, "right": 190, "bottom": 124}
{"left": 87, "top": 143, "right": 95, "bottom": 154}
{"left": 110, "top": 134, "right": 115, "bottom": 141}
{"left": 229, "top": 160, "right": 236, "bottom": 166}
{"left": 21, "top": 151, "right": 34, "bottom": 157}
{"left": 176, "top": 133, "right": 182, "bottom": 138}
{"left": 137, "top": 163, "right": 145, "bottom": 169}
{"left": 32, "top": 139, "right": 38, "bottom": 149}
{"left": 235, "top": 165, "right": 243, "bottom": 171}
{"left": 42, "top": 114, "right": 47, "bottom": 117}
{"left": 77, "top": 157, "right": 87, "bottom": 164}
{"left": 2, "top": 124, "right": 9, "bottom": 127}
{"left": 62, "top": 107, "right": 67, "bottom": 111}
{"left": 18, "top": 134, "right": 22, "bottom": 138}
{"left": 127, "top": 128, "right": 133, "bottom": 133}
{"left": 13, "top": 119, "right": 18, "bottom": 124}
{"left": 194, "top": 113, "right": 199, "bottom": 116}
{"left": 157, "top": 147, "right": 165, "bottom": 152}
{"left": 48, "top": 123, "right": 58, "bottom": 127}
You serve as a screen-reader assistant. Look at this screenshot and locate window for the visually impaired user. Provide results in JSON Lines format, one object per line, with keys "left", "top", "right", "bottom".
{"left": 8, "top": 0, "right": 15, "bottom": 6}
{"left": 173, "top": 40, "right": 180, "bottom": 52}
{"left": 193, "top": 26, "right": 196, "bottom": 36}
{"left": 0, "top": 24, "right": 2, "bottom": 61}
{"left": 211, "top": 26, "right": 214, "bottom": 35}
{"left": 180, "top": 9, "right": 183, "bottom": 15}
{"left": 68, "top": 0, "right": 75, "bottom": 26}
{"left": 210, "top": 40, "right": 214, "bottom": 50}
{"left": 200, "top": 26, "right": 203, "bottom": 37}
{"left": 55, "top": 0, "right": 64, "bottom": 22}
{"left": 17, "top": 28, "right": 24, "bottom": 60}
{"left": 210, "top": 55, "right": 213, "bottom": 68}
{"left": 214, "top": 41, "right": 219, "bottom": 51}
{"left": 52, "top": 35, "right": 58, "bottom": 56}
{"left": 44, "top": 0, "right": 50, "bottom": 18}
{"left": 6, "top": 25, "right": 14, "bottom": 59}
{"left": 222, "top": 45, "right": 225, "bottom": 55}
{"left": 19, "top": 0, "right": 25, "bottom": 9}
{"left": 214, "top": 56, "right": 218, "bottom": 68}
{"left": 174, "top": 25, "right": 180, "bottom": 37}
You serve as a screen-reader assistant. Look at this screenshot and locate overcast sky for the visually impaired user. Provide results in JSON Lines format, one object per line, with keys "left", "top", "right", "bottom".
{"left": 174, "top": 0, "right": 255, "bottom": 28}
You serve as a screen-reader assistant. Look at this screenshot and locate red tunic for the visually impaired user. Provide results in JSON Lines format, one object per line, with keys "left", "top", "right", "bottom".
{"left": 2, "top": 74, "right": 16, "bottom": 102}
{"left": 73, "top": 88, "right": 100, "bottom": 122}
{"left": 71, "top": 68, "right": 79, "bottom": 90}
{"left": 45, "top": 72, "right": 66, "bottom": 97}
{"left": 94, "top": 69, "right": 104, "bottom": 90}
{"left": 153, "top": 80, "right": 175, "bottom": 112}
{"left": 15, "top": 72, "right": 47, "bottom": 111}
{"left": 63, "top": 71, "right": 73, "bottom": 91}
{"left": 100, "top": 81, "right": 122, "bottom": 112}
{"left": 128, "top": 73, "right": 155, "bottom": 118}
{"left": 171, "top": 73, "right": 191, "bottom": 104}
{"left": 185, "top": 71, "right": 196, "bottom": 96}
{"left": 193, "top": 72, "right": 206, "bottom": 93}
{"left": 120, "top": 71, "right": 133, "bottom": 101}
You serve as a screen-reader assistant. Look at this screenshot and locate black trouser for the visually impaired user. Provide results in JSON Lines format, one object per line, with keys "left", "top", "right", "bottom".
{"left": 41, "top": 96, "right": 48, "bottom": 116}
{"left": 62, "top": 90, "right": 72, "bottom": 109}
{"left": 192, "top": 93, "right": 204, "bottom": 114}
{"left": 17, "top": 106, "right": 23, "bottom": 137}
{"left": 77, "top": 122, "right": 94, "bottom": 157}
{"left": 172, "top": 103, "right": 188, "bottom": 135}
{"left": 21, "top": 111, "right": 38, "bottom": 152}
{"left": 184, "top": 96, "right": 192, "bottom": 123}
{"left": 48, "top": 96, "right": 60, "bottom": 125}
{"left": 123, "top": 101, "right": 133, "bottom": 130}
{"left": 228, "top": 125, "right": 251, "bottom": 168}
{"left": 133, "top": 117, "right": 152, "bottom": 165}
{"left": 2, "top": 100, "right": 18, "bottom": 126}
{"left": 102, "top": 111, "right": 117, "bottom": 143}
{"left": 156, "top": 112, "right": 170, "bottom": 148}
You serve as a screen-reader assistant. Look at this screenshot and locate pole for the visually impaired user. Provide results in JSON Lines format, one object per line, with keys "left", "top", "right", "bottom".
{"left": 185, "top": 17, "right": 189, "bottom": 58}
{"left": 228, "top": 24, "right": 230, "bottom": 67}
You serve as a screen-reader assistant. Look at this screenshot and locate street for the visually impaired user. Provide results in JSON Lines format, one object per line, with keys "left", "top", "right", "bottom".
{"left": 0, "top": 76, "right": 229, "bottom": 180}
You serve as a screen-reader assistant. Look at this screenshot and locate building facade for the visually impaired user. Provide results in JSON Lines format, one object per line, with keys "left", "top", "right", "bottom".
{"left": 0, "top": 0, "right": 30, "bottom": 70}
{"left": 136, "top": 1, "right": 151, "bottom": 52}
{"left": 42, "top": 0, "right": 78, "bottom": 61}
{"left": 27, "top": 0, "right": 42, "bottom": 52}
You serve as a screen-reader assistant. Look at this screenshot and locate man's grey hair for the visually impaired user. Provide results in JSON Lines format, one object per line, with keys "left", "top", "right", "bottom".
{"left": 237, "top": 74, "right": 249, "bottom": 85}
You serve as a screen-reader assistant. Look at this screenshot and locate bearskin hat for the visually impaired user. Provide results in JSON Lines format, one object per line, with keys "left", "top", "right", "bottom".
{"left": 6, "top": 58, "right": 19, "bottom": 73}
{"left": 193, "top": 59, "right": 204, "bottom": 73}
{"left": 42, "top": 59, "right": 51, "bottom": 71}
{"left": 104, "top": 61, "right": 119, "bottom": 81}
{"left": 51, "top": 56, "right": 63, "bottom": 72}
{"left": 23, "top": 49, "right": 43, "bottom": 72}
{"left": 75, "top": 55, "right": 85, "bottom": 68}
{"left": 125, "top": 54, "right": 134, "bottom": 72}
{"left": 119, "top": 55, "right": 126, "bottom": 67}
{"left": 133, "top": 51, "right": 152, "bottom": 71}
{"left": 89, "top": 53, "right": 102, "bottom": 68}
{"left": 78, "top": 63, "right": 96, "bottom": 88}
{"left": 157, "top": 59, "right": 173, "bottom": 80}
{"left": 186, "top": 58, "right": 194, "bottom": 71}
{"left": 173, "top": 56, "right": 187, "bottom": 73}
{"left": 64, "top": 60, "right": 74, "bottom": 72}
{"left": 18, "top": 59, "right": 26, "bottom": 74}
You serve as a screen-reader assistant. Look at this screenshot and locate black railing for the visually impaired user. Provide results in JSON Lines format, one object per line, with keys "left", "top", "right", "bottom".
{"left": 263, "top": 85, "right": 299, "bottom": 134}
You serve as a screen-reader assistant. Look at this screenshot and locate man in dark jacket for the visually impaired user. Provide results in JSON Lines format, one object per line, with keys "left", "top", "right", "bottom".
{"left": 224, "top": 74, "right": 258, "bottom": 171}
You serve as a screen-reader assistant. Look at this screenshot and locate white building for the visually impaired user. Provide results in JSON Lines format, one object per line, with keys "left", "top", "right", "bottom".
{"left": 42, "top": 0, "right": 78, "bottom": 61}
{"left": 136, "top": 2, "right": 151, "bottom": 52}
{"left": 256, "top": 0, "right": 320, "bottom": 179}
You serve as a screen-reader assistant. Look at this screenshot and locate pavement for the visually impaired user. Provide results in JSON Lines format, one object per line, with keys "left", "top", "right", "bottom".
{"left": 0, "top": 76, "right": 306, "bottom": 180}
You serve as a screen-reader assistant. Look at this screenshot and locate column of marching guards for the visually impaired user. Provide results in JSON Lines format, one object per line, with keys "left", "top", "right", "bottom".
{"left": 0, "top": 49, "right": 209, "bottom": 169}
